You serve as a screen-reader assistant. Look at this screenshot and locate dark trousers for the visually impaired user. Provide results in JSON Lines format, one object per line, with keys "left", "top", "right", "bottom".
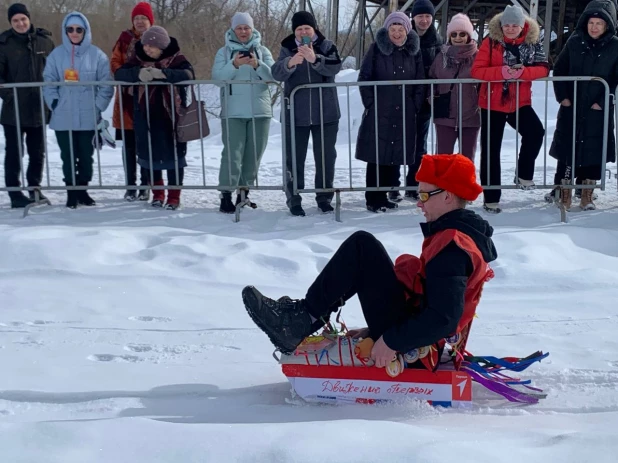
{"left": 402, "top": 114, "right": 431, "bottom": 188}
{"left": 3, "top": 124, "right": 45, "bottom": 198}
{"left": 284, "top": 121, "right": 338, "bottom": 208}
{"left": 365, "top": 162, "right": 399, "bottom": 205}
{"left": 435, "top": 125, "right": 480, "bottom": 161}
{"left": 305, "top": 231, "right": 408, "bottom": 342}
{"left": 480, "top": 106, "right": 545, "bottom": 204}
{"left": 554, "top": 160, "right": 603, "bottom": 183}
{"left": 118, "top": 129, "right": 147, "bottom": 187}
{"left": 55, "top": 130, "right": 95, "bottom": 185}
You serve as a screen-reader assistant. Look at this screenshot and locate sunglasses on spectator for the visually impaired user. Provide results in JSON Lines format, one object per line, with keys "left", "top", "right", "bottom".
{"left": 66, "top": 27, "right": 84, "bottom": 34}
{"left": 450, "top": 32, "right": 468, "bottom": 38}
{"left": 418, "top": 188, "right": 445, "bottom": 202}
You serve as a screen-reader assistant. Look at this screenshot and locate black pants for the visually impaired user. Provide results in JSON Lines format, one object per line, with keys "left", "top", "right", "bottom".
{"left": 401, "top": 114, "right": 431, "bottom": 188}
{"left": 118, "top": 129, "right": 147, "bottom": 187}
{"left": 284, "top": 121, "right": 338, "bottom": 208}
{"left": 55, "top": 130, "right": 95, "bottom": 185}
{"left": 145, "top": 167, "right": 184, "bottom": 185}
{"left": 554, "top": 160, "right": 603, "bottom": 183}
{"left": 304, "top": 231, "right": 408, "bottom": 342}
{"left": 3, "top": 124, "right": 45, "bottom": 198}
{"left": 365, "top": 162, "right": 399, "bottom": 205}
{"left": 480, "top": 106, "right": 545, "bottom": 204}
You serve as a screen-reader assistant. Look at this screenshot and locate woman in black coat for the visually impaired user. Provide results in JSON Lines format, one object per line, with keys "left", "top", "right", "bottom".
{"left": 549, "top": 0, "right": 618, "bottom": 211}
{"left": 115, "top": 26, "right": 194, "bottom": 210}
{"left": 355, "top": 12, "right": 424, "bottom": 212}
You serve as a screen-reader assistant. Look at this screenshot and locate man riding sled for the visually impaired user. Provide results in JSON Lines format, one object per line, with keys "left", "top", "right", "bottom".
{"left": 242, "top": 153, "right": 498, "bottom": 371}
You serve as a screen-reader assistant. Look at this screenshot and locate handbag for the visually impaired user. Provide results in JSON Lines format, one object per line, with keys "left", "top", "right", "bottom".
{"left": 176, "top": 86, "right": 210, "bottom": 142}
{"left": 432, "top": 66, "right": 460, "bottom": 119}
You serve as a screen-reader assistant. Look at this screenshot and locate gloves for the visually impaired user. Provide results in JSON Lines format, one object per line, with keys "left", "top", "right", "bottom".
{"left": 139, "top": 68, "right": 153, "bottom": 82}
{"left": 92, "top": 119, "right": 116, "bottom": 149}
{"left": 501, "top": 65, "right": 524, "bottom": 81}
{"left": 149, "top": 68, "right": 166, "bottom": 80}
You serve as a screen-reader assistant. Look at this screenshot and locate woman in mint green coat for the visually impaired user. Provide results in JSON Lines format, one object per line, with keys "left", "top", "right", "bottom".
{"left": 212, "top": 12, "right": 274, "bottom": 213}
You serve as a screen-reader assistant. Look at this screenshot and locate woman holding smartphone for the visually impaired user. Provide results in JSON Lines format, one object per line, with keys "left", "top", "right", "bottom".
{"left": 212, "top": 12, "right": 274, "bottom": 213}
{"left": 471, "top": 5, "right": 549, "bottom": 213}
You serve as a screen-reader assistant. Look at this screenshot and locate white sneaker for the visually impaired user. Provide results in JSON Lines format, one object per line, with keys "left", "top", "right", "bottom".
{"left": 516, "top": 178, "right": 536, "bottom": 190}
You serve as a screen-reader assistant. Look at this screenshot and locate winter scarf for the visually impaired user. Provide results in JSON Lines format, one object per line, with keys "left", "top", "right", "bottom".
{"left": 440, "top": 41, "right": 478, "bottom": 68}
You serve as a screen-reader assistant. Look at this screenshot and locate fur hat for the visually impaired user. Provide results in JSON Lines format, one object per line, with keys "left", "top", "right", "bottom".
{"left": 292, "top": 11, "right": 317, "bottom": 31}
{"left": 141, "top": 25, "right": 170, "bottom": 50}
{"left": 412, "top": 0, "right": 435, "bottom": 17}
{"left": 416, "top": 154, "right": 483, "bottom": 201}
{"left": 501, "top": 5, "right": 526, "bottom": 27}
{"left": 384, "top": 12, "right": 412, "bottom": 34}
{"left": 447, "top": 13, "right": 474, "bottom": 39}
{"left": 132, "top": 2, "right": 154, "bottom": 25}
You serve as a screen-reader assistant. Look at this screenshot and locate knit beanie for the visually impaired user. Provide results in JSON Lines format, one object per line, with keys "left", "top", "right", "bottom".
{"left": 384, "top": 12, "right": 412, "bottom": 34}
{"left": 231, "top": 12, "right": 254, "bottom": 30}
{"left": 501, "top": 5, "right": 526, "bottom": 27}
{"left": 7, "top": 3, "right": 30, "bottom": 22}
{"left": 412, "top": 0, "right": 435, "bottom": 18}
{"left": 132, "top": 2, "right": 154, "bottom": 25}
{"left": 141, "top": 25, "right": 170, "bottom": 50}
{"left": 446, "top": 13, "right": 474, "bottom": 39}
{"left": 415, "top": 154, "right": 483, "bottom": 201}
{"left": 292, "top": 11, "right": 317, "bottom": 31}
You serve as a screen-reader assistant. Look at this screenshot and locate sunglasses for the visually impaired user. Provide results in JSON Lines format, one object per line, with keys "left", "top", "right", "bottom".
{"left": 418, "top": 188, "right": 445, "bottom": 202}
{"left": 450, "top": 32, "right": 468, "bottom": 38}
{"left": 66, "top": 27, "right": 84, "bottom": 34}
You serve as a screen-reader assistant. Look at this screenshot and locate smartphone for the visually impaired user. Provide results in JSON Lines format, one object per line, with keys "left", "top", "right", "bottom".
{"left": 511, "top": 63, "right": 524, "bottom": 69}
{"left": 301, "top": 36, "right": 311, "bottom": 45}
{"left": 239, "top": 50, "right": 251, "bottom": 58}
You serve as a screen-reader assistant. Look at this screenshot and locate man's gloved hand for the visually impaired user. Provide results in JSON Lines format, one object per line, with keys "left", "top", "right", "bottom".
{"left": 139, "top": 68, "right": 153, "bottom": 82}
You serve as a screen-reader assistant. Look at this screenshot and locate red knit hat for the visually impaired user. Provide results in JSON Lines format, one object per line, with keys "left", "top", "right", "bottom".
{"left": 416, "top": 154, "right": 483, "bottom": 201}
{"left": 132, "top": 2, "right": 154, "bottom": 25}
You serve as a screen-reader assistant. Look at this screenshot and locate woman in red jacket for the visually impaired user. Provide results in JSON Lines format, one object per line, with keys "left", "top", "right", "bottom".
{"left": 471, "top": 5, "right": 549, "bottom": 213}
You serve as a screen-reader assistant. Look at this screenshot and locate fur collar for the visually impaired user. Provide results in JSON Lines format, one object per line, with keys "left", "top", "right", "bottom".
{"left": 375, "top": 27, "right": 420, "bottom": 56}
{"left": 487, "top": 13, "right": 540, "bottom": 44}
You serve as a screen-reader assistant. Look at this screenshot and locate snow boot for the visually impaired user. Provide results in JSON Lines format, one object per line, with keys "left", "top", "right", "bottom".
{"left": 77, "top": 181, "right": 96, "bottom": 206}
{"left": 579, "top": 179, "right": 596, "bottom": 211}
{"left": 151, "top": 179, "right": 165, "bottom": 207}
{"left": 9, "top": 192, "right": 35, "bottom": 209}
{"left": 242, "top": 285, "right": 321, "bottom": 354}
{"left": 166, "top": 187, "right": 181, "bottom": 210}
{"left": 219, "top": 192, "right": 236, "bottom": 214}
{"left": 236, "top": 190, "right": 257, "bottom": 209}
{"left": 559, "top": 179, "right": 572, "bottom": 211}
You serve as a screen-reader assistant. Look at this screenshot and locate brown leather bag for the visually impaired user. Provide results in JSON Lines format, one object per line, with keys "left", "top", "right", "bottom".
{"left": 176, "top": 86, "right": 210, "bottom": 142}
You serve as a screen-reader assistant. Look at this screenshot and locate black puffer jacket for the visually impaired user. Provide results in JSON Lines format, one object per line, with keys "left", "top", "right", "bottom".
{"left": 550, "top": 0, "right": 618, "bottom": 168}
{"left": 0, "top": 25, "right": 54, "bottom": 127}
{"left": 355, "top": 28, "right": 424, "bottom": 166}
{"left": 414, "top": 24, "right": 443, "bottom": 115}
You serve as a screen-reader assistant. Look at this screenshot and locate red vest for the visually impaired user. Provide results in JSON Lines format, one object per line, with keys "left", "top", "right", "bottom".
{"left": 394, "top": 229, "right": 494, "bottom": 371}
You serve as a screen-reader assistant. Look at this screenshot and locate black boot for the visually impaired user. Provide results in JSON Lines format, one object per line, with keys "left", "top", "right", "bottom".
{"left": 242, "top": 286, "right": 321, "bottom": 354}
{"left": 10, "top": 192, "right": 35, "bottom": 209}
{"left": 219, "top": 192, "right": 235, "bottom": 214}
{"left": 77, "top": 182, "right": 96, "bottom": 206}
{"left": 236, "top": 190, "right": 257, "bottom": 209}
{"left": 28, "top": 189, "right": 48, "bottom": 202}
{"left": 66, "top": 190, "right": 78, "bottom": 209}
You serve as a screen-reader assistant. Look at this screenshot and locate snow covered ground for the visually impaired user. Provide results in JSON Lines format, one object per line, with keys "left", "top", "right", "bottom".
{"left": 0, "top": 76, "right": 617, "bottom": 462}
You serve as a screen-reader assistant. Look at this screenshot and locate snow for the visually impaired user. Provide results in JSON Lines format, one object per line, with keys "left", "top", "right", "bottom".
{"left": 0, "top": 75, "right": 617, "bottom": 462}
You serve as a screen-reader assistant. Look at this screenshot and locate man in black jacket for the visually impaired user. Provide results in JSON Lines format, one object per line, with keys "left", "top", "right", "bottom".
{"left": 242, "top": 154, "right": 497, "bottom": 368}
{"left": 0, "top": 3, "right": 54, "bottom": 208}
{"left": 392, "top": 0, "right": 444, "bottom": 202}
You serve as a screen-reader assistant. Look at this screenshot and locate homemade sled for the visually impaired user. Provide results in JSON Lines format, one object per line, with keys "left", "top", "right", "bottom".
{"left": 278, "top": 330, "right": 549, "bottom": 407}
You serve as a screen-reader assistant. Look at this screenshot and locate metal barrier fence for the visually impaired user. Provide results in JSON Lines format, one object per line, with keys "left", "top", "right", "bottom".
{"left": 1, "top": 77, "right": 615, "bottom": 222}
{"left": 288, "top": 76, "right": 614, "bottom": 222}
{"left": 0, "top": 80, "right": 284, "bottom": 220}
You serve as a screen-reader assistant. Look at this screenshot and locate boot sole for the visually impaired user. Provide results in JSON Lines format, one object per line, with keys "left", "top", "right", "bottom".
{"left": 242, "top": 286, "right": 301, "bottom": 355}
